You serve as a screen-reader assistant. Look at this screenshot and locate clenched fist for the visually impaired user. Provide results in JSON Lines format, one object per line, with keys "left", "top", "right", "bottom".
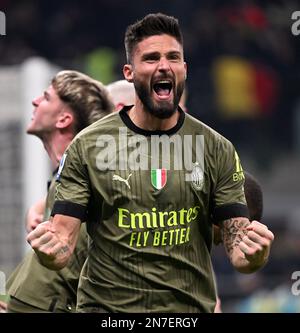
{"left": 27, "top": 221, "right": 70, "bottom": 270}
{"left": 239, "top": 220, "right": 274, "bottom": 268}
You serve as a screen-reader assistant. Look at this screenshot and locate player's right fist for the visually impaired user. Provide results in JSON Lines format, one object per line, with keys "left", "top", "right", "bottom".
{"left": 27, "top": 220, "right": 55, "bottom": 253}
{"left": 27, "top": 221, "right": 69, "bottom": 270}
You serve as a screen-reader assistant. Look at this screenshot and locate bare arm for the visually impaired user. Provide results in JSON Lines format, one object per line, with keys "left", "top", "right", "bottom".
{"left": 0, "top": 300, "right": 7, "bottom": 313}
{"left": 26, "top": 214, "right": 81, "bottom": 270}
{"left": 25, "top": 198, "right": 46, "bottom": 233}
{"left": 220, "top": 217, "right": 274, "bottom": 273}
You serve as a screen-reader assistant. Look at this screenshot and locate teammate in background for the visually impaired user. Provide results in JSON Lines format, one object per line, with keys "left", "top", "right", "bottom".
{"left": 28, "top": 13, "right": 274, "bottom": 313}
{"left": 6, "top": 70, "right": 114, "bottom": 312}
{"left": 3, "top": 78, "right": 135, "bottom": 314}
{"left": 243, "top": 172, "right": 263, "bottom": 221}
{"left": 107, "top": 80, "right": 135, "bottom": 111}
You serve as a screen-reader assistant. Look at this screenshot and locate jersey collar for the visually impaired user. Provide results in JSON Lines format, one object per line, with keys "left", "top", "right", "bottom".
{"left": 119, "top": 105, "right": 185, "bottom": 136}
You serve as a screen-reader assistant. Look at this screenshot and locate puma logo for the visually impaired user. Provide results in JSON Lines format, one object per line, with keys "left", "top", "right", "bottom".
{"left": 112, "top": 173, "right": 132, "bottom": 189}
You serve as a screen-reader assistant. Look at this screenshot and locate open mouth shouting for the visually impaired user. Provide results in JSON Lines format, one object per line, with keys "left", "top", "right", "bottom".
{"left": 153, "top": 79, "right": 173, "bottom": 101}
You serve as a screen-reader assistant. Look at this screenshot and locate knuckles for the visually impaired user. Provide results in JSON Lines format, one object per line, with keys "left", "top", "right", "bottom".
{"left": 267, "top": 230, "right": 275, "bottom": 242}
{"left": 260, "top": 239, "right": 270, "bottom": 248}
{"left": 29, "top": 239, "right": 40, "bottom": 250}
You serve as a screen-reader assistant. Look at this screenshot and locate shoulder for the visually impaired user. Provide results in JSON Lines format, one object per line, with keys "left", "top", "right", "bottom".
{"left": 184, "top": 113, "right": 232, "bottom": 146}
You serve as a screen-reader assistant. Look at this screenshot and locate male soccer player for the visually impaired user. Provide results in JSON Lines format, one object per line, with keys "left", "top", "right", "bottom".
{"left": 28, "top": 13, "right": 274, "bottom": 313}
{"left": 6, "top": 70, "right": 114, "bottom": 312}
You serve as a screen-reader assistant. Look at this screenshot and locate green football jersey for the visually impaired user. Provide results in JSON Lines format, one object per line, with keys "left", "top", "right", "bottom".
{"left": 7, "top": 173, "right": 88, "bottom": 312}
{"left": 52, "top": 106, "right": 248, "bottom": 313}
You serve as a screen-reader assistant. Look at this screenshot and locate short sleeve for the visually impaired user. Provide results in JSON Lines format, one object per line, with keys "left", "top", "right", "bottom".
{"left": 211, "top": 138, "right": 249, "bottom": 224}
{"left": 51, "top": 138, "right": 90, "bottom": 221}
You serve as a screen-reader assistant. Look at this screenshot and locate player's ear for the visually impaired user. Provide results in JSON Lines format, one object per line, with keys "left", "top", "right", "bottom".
{"left": 123, "top": 64, "right": 134, "bottom": 83}
{"left": 56, "top": 109, "right": 74, "bottom": 129}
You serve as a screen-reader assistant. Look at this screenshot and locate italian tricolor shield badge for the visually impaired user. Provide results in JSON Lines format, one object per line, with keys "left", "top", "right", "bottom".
{"left": 151, "top": 169, "right": 167, "bottom": 190}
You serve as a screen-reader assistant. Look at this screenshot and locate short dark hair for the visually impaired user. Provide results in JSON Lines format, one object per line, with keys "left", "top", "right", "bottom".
{"left": 124, "top": 13, "right": 183, "bottom": 63}
{"left": 244, "top": 171, "right": 263, "bottom": 221}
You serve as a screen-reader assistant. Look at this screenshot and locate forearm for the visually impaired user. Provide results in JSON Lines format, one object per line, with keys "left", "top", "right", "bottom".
{"left": 222, "top": 218, "right": 263, "bottom": 273}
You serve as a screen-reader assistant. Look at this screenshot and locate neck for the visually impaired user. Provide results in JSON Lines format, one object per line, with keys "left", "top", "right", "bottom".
{"left": 42, "top": 131, "right": 74, "bottom": 170}
{"left": 128, "top": 99, "right": 180, "bottom": 131}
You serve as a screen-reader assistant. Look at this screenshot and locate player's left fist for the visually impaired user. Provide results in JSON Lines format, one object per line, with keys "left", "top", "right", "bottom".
{"left": 239, "top": 220, "right": 274, "bottom": 266}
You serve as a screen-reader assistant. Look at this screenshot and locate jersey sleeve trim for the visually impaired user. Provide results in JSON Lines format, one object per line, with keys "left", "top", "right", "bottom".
{"left": 212, "top": 203, "right": 249, "bottom": 224}
{"left": 51, "top": 200, "right": 87, "bottom": 221}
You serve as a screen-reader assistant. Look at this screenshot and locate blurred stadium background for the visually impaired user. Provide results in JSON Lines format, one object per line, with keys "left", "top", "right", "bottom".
{"left": 0, "top": 0, "right": 300, "bottom": 312}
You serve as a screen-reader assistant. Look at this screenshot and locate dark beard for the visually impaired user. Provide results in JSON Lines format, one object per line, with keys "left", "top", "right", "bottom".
{"left": 134, "top": 79, "right": 185, "bottom": 119}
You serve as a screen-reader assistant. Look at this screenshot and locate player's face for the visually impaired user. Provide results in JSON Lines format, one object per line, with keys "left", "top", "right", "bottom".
{"left": 125, "top": 34, "right": 187, "bottom": 119}
{"left": 27, "top": 85, "right": 65, "bottom": 138}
